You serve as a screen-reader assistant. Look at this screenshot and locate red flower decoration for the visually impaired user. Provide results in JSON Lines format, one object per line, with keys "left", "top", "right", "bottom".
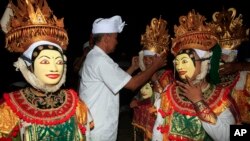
{"left": 78, "top": 124, "right": 86, "bottom": 134}
{"left": 10, "top": 125, "right": 20, "bottom": 137}
{"left": 169, "top": 135, "right": 189, "bottom": 141}
{"left": 158, "top": 109, "right": 172, "bottom": 118}
{"left": 157, "top": 125, "right": 169, "bottom": 133}
{"left": 158, "top": 109, "right": 167, "bottom": 117}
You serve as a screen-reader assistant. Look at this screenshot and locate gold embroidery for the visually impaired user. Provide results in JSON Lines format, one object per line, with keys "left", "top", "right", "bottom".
{"left": 194, "top": 100, "right": 217, "bottom": 124}
{"left": 4, "top": 0, "right": 68, "bottom": 52}
{"left": 76, "top": 101, "right": 88, "bottom": 125}
{"left": 245, "top": 72, "right": 250, "bottom": 93}
{"left": 0, "top": 103, "right": 19, "bottom": 136}
{"left": 213, "top": 100, "right": 230, "bottom": 116}
{"left": 233, "top": 84, "right": 250, "bottom": 123}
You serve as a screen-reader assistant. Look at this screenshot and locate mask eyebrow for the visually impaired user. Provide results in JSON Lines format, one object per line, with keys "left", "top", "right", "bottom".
{"left": 174, "top": 55, "right": 189, "bottom": 62}
{"left": 55, "top": 56, "right": 63, "bottom": 59}
{"left": 38, "top": 55, "right": 50, "bottom": 59}
{"left": 180, "top": 56, "right": 188, "bottom": 60}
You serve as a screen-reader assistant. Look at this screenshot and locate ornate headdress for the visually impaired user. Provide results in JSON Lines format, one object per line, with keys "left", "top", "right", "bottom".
{"left": 212, "top": 8, "right": 249, "bottom": 50}
{"left": 171, "top": 9, "right": 218, "bottom": 56}
{"left": 140, "top": 17, "right": 170, "bottom": 55}
{"left": 1, "top": 0, "right": 68, "bottom": 52}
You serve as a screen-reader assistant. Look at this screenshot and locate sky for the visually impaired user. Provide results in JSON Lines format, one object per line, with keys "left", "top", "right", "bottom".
{"left": 0, "top": 0, "right": 249, "bottom": 92}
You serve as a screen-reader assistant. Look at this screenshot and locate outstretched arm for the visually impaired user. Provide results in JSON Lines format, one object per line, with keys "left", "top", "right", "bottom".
{"left": 219, "top": 62, "right": 250, "bottom": 75}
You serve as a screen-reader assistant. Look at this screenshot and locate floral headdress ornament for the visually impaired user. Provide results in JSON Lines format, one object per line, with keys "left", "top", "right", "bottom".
{"left": 139, "top": 17, "right": 170, "bottom": 71}
{"left": 171, "top": 9, "right": 218, "bottom": 56}
{"left": 212, "top": 7, "right": 249, "bottom": 50}
{"left": 1, "top": 0, "right": 68, "bottom": 53}
{"left": 140, "top": 17, "right": 170, "bottom": 55}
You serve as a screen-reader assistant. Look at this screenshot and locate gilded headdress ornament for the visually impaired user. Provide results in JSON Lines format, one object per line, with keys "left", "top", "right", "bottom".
{"left": 2, "top": 0, "right": 68, "bottom": 52}
{"left": 212, "top": 8, "right": 249, "bottom": 50}
{"left": 140, "top": 17, "right": 170, "bottom": 54}
{"left": 171, "top": 9, "right": 218, "bottom": 56}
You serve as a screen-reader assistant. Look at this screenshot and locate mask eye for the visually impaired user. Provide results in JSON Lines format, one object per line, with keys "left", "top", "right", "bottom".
{"left": 182, "top": 59, "right": 188, "bottom": 64}
{"left": 40, "top": 59, "right": 49, "bottom": 64}
{"left": 57, "top": 60, "right": 64, "bottom": 65}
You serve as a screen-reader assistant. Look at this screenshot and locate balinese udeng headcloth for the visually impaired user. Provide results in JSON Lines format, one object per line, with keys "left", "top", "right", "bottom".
{"left": 212, "top": 7, "right": 249, "bottom": 50}
{"left": 140, "top": 17, "right": 170, "bottom": 55}
{"left": 171, "top": 9, "right": 218, "bottom": 56}
{"left": 1, "top": 0, "right": 68, "bottom": 53}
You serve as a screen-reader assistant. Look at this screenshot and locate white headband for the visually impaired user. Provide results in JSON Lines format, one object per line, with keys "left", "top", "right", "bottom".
{"left": 194, "top": 49, "right": 208, "bottom": 58}
{"left": 143, "top": 50, "right": 157, "bottom": 56}
{"left": 221, "top": 48, "right": 238, "bottom": 55}
{"left": 22, "top": 40, "right": 62, "bottom": 66}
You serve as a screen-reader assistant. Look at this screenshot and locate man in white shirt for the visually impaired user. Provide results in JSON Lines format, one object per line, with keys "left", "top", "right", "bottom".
{"left": 78, "top": 15, "right": 167, "bottom": 141}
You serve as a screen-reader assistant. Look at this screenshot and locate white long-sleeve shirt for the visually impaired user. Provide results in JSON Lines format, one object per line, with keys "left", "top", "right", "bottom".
{"left": 79, "top": 46, "right": 131, "bottom": 141}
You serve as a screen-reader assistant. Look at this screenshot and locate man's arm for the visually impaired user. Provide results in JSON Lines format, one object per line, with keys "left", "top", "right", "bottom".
{"left": 219, "top": 62, "right": 250, "bottom": 75}
{"left": 125, "top": 52, "right": 167, "bottom": 91}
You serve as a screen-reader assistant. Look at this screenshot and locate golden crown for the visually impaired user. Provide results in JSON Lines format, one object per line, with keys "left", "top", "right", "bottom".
{"left": 140, "top": 17, "right": 170, "bottom": 54}
{"left": 212, "top": 8, "right": 249, "bottom": 50}
{"left": 3, "top": 0, "right": 68, "bottom": 52}
{"left": 171, "top": 9, "right": 218, "bottom": 56}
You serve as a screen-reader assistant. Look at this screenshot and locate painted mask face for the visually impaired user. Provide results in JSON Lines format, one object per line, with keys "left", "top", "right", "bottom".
{"left": 34, "top": 49, "right": 64, "bottom": 85}
{"left": 140, "top": 83, "right": 153, "bottom": 99}
{"left": 174, "top": 53, "right": 196, "bottom": 80}
{"left": 143, "top": 55, "right": 154, "bottom": 69}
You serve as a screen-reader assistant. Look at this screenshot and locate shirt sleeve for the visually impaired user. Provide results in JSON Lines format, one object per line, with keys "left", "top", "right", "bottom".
{"left": 201, "top": 108, "right": 235, "bottom": 141}
{"left": 98, "top": 57, "right": 132, "bottom": 94}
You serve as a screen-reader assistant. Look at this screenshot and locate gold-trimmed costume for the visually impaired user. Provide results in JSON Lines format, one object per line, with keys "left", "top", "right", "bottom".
{"left": 0, "top": 0, "right": 93, "bottom": 140}
{"left": 154, "top": 9, "right": 240, "bottom": 141}
{"left": 157, "top": 83, "right": 234, "bottom": 140}
{"left": 131, "top": 17, "right": 172, "bottom": 140}
{"left": 212, "top": 7, "right": 250, "bottom": 124}
{"left": 131, "top": 70, "right": 173, "bottom": 140}
{"left": 0, "top": 88, "right": 93, "bottom": 140}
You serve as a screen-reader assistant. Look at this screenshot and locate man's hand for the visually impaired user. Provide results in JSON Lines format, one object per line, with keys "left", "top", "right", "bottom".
{"left": 131, "top": 56, "right": 139, "bottom": 70}
{"left": 127, "top": 56, "right": 139, "bottom": 74}
{"left": 151, "top": 50, "right": 167, "bottom": 70}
